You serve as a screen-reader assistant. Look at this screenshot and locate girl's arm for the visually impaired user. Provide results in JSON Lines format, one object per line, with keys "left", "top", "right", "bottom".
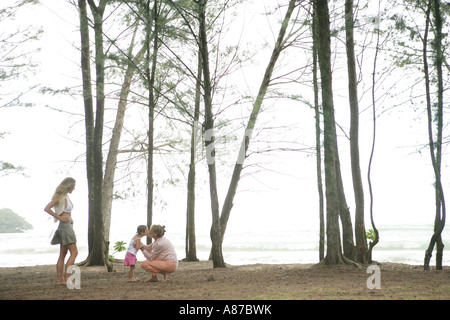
{"left": 135, "top": 238, "right": 144, "bottom": 250}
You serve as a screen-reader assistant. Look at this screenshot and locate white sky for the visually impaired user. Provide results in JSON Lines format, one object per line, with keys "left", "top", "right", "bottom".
{"left": 0, "top": 0, "right": 447, "bottom": 243}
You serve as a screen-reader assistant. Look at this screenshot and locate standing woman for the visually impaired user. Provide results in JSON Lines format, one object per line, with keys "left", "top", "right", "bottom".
{"left": 141, "top": 225, "right": 178, "bottom": 282}
{"left": 44, "top": 177, "right": 78, "bottom": 284}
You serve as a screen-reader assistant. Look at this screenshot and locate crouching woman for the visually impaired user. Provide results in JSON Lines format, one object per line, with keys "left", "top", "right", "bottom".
{"left": 141, "top": 225, "right": 178, "bottom": 282}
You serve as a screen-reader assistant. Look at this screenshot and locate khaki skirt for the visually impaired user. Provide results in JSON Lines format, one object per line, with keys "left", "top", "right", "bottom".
{"left": 51, "top": 221, "right": 77, "bottom": 245}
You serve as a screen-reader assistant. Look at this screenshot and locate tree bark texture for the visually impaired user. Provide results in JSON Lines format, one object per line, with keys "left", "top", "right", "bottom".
{"left": 312, "top": 1, "right": 325, "bottom": 262}
{"left": 199, "top": 0, "right": 297, "bottom": 267}
{"left": 316, "top": 0, "right": 345, "bottom": 265}
{"left": 423, "top": 0, "right": 446, "bottom": 270}
{"left": 78, "top": 0, "right": 111, "bottom": 269}
{"left": 185, "top": 44, "right": 202, "bottom": 262}
{"left": 146, "top": 0, "right": 160, "bottom": 244}
{"left": 197, "top": 0, "right": 224, "bottom": 268}
{"left": 345, "top": 0, "right": 367, "bottom": 263}
{"left": 78, "top": 0, "right": 94, "bottom": 253}
{"left": 217, "top": 0, "right": 298, "bottom": 249}
{"left": 367, "top": 0, "right": 381, "bottom": 263}
{"left": 102, "top": 28, "right": 147, "bottom": 242}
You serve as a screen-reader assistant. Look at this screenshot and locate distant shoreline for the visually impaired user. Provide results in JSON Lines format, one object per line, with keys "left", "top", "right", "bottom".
{"left": 1, "top": 225, "right": 449, "bottom": 268}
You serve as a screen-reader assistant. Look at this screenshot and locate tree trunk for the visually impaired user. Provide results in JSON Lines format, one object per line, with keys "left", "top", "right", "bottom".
{"left": 212, "top": 0, "right": 298, "bottom": 265}
{"left": 197, "top": 0, "right": 224, "bottom": 268}
{"left": 90, "top": 0, "right": 107, "bottom": 267}
{"left": 312, "top": 1, "right": 325, "bottom": 262}
{"left": 345, "top": 0, "right": 367, "bottom": 263}
{"left": 316, "top": 0, "right": 346, "bottom": 265}
{"left": 78, "top": 0, "right": 111, "bottom": 269}
{"left": 184, "top": 45, "right": 202, "bottom": 262}
{"left": 336, "top": 162, "right": 354, "bottom": 259}
{"left": 102, "top": 28, "right": 147, "bottom": 243}
{"left": 78, "top": 0, "right": 95, "bottom": 253}
{"left": 423, "top": 0, "right": 446, "bottom": 271}
{"left": 367, "top": 2, "right": 381, "bottom": 263}
{"left": 431, "top": 0, "right": 445, "bottom": 271}
{"left": 145, "top": 0, "right": 159, "bottom": 244}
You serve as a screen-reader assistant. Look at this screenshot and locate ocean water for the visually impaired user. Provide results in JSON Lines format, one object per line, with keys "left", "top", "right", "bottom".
{"left": 0, "top": 224, "right": 449, "bottom": 268}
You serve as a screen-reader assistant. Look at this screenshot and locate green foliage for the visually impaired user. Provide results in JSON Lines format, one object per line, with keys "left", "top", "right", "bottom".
{"left": 366, "top": 229, "right": 376, "bottom": 241}
{"left": 109, "top": 240, "right": 127, "bottom": 262}
{"left": 0, "top": 160, "right": 25, "bottom": 176}
{"left": 0, "top": 208, "right": 33, "bottom": 233}
{"left": 0, "top": 133, "right": 25, "bottom": 176}
{"left": 0, "top": 0, "right": 43, "bottom": 105}
{"left": 114, "top": 240, "right": 127, "bottom": 252}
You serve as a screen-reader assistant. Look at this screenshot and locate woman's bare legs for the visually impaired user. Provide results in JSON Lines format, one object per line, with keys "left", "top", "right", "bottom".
{"left": 64, "top": 243, "right": 78, "bottom": 282}
{"left": 56, "top": 243, "right": 78, "bottom": 284}
{"left": 145, "top": 273, "right": 169, "bottom": 282}
{"left": 161, "top": 272, "right": 170, "bottom": 282}
{"left": 146, "top": 274, "right": 159, "bottom": 282}
{"left": 56, "top": 245, "right": 68, "bottom": 284}
{"left": 141, "top": 260, "right": 176, "bottom": 282}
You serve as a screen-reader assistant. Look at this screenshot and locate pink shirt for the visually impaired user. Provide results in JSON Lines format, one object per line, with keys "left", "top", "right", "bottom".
{"left": 142, "top": 236, "right": 178, "bottom": 262}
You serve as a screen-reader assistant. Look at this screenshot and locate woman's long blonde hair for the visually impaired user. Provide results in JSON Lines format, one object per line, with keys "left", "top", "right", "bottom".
{"left": 52, "top": 177, "right": 76, "bottom": 204}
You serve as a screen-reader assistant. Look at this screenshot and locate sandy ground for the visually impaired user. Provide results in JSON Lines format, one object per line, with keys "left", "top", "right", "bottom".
{"left": 0, "top": 260, "right": 449, "bottom": 302}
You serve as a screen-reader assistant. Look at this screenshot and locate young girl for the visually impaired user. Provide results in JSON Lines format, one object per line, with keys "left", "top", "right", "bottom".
{"left": 123, "top": 225, "right": 148, "bottom": 282}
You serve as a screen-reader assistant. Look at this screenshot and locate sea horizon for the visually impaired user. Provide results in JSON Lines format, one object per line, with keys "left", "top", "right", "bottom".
{"left": 1, "top": 222, "right": 449, "bottom": 268}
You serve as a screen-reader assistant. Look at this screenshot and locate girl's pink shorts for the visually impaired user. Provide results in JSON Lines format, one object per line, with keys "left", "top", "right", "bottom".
{"left": 123, "top": 252, "right": 137, "bottom": 266}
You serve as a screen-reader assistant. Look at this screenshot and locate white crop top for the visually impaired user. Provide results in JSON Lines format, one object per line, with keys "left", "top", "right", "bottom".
{"left": 65, "top": 195, "right": 73, "bottom": 213}
{"left": 54, "top": 195, "right": 73, "bottom": 214}
{"left": 127, "top": 238, "right": 138, "bottom": 255}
